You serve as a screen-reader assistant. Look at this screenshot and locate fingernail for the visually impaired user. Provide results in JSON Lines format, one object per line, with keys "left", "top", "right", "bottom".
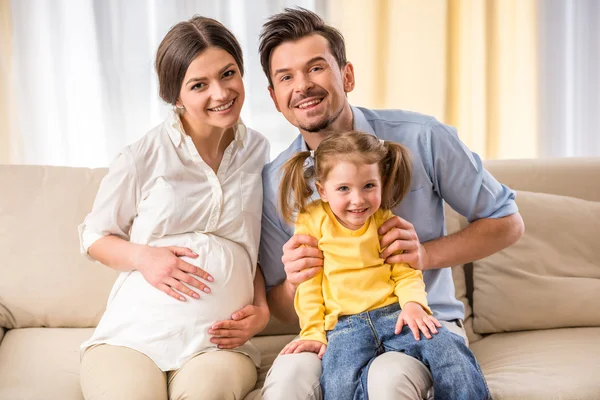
{"left": 207, "top": 276, "right": 214, "bottom": 282}
{"left": 192, "top": 252, "right": 198, "bottom": 256}
{"left": 193, "top": 293, "right": 200, "bottom": 299}
{"left": 179, "top": 297, "right": 186, "bottom": 302}
{"left": 203, "top": 287, "right": 211, "bottom": 293}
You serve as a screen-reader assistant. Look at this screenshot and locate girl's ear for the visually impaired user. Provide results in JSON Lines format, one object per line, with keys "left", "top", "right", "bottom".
{"left": 316, "top": 181, "right": 328, "bottom": 202}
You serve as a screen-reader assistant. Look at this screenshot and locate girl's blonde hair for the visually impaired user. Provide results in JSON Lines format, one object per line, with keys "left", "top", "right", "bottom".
{"left": 278, "top": 131, "right": 412, "bottom": 223}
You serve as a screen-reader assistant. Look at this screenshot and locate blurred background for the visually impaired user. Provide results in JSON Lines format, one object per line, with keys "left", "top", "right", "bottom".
{"left": 0, "top": 0, "right": 599, "bottom": 167}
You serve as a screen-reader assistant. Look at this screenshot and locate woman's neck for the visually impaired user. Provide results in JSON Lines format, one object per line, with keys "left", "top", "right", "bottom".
{"left": 180, "top": 113, "right": 235, "bottom": 173}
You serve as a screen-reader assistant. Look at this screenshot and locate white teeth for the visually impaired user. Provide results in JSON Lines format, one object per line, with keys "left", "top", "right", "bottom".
{"left": 297, "top": 99, "right": 322, "bottom": 109}
{"left": 210, "top": 99, "right": 234, "bottom": 111}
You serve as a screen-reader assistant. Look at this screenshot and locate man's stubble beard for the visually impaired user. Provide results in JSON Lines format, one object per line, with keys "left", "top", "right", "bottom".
{"left": 299, "top": 102, "right": 345, "bottom": 133}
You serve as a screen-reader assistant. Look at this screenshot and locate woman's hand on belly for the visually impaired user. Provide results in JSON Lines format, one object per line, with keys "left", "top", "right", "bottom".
{"left": 135, "top": 245, "right": 214, "bottom": 301}
{"left": 208, "top": 304, "right": 270, "bottom": 349}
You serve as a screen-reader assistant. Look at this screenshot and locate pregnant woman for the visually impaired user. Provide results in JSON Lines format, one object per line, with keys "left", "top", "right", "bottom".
{"left": 78, "top": 16, "right": 270, "bottom": 400}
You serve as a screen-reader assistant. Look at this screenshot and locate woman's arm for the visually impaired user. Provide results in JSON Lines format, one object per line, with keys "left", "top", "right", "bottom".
{"left": 81, "top": 150, "right": 214, "bottom": 302}
{"left": 208, "top": 267, "right": 271, "bottom": 349}
{"left": 89, "top": 235, "right": 213, "bottom": 301}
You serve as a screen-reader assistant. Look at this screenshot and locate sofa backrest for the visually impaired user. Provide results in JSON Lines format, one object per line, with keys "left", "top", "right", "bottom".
{"left": 0, "top": 165, "right": 116, "bottom": 329}
{"left": 484, "top": 157, "right": 600, "bottom": 202}
{"left": 448, "top": 157, "right": 600, "bottom": 341}
{"left": 0, "top": 164, "right": 300, "bottom": 335}
{"left": 1, "top": 158, "right": 597, "bottom": 334}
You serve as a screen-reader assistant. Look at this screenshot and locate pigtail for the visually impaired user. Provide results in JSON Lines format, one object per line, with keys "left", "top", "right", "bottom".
{"left": 278, "top": 151, "right": 315, "bottom": 224}
{"left": 380, "top": 141, "right": 412, "bottom": 209}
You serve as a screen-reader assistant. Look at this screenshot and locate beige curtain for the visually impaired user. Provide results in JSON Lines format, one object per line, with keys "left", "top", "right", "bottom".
{"left": 0, "top": 0, "right": 16, "bottom": 164}
{"left": 327, "top": 0, "right": 538, "bottom": 160}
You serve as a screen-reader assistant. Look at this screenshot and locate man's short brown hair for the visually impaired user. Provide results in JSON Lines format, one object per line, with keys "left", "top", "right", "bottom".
{"left": 155, "top": 15, "right": 244, "bottom": 105}
{"left": 259, "top": 7, "right": 347, "bottom": 88}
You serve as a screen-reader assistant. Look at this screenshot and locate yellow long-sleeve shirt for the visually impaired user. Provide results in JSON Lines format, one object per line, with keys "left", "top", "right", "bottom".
{"left": 294, "top": 200, "right": 431, "bottom": 345}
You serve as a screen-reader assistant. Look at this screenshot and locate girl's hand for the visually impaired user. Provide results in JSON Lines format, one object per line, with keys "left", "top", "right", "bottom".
{"left": 395, "top": 302, "right": 442, "bottom": 340}
{"left": 135, "top": 245, "right": 214, "bottom": 301}
{"left": 280, "top": 339, "right": 327, "bottom": 359}
{"left": 209, "top": 304, "right": 270, "bottom": 349}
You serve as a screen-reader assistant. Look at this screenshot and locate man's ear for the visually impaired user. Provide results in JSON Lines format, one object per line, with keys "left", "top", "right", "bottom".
{"left": 268, "top": 86, "right": 281, "bottom": 112}
{"left": 341, "top": 62, "right": 355, "bottom": 94}
{"left": 316, "top": 182, "right": 328, "bottom": 202}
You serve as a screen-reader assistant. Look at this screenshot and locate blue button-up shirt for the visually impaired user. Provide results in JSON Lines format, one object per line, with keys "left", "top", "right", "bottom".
{"left": 259, "top": 105, "right": 518, "bottom": 322}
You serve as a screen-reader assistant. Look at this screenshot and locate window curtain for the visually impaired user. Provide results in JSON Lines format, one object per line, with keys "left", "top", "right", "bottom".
{"left": 0, "top": 0, "right": 16, "bottom": 164}
{"left": 7, "top": 0, "right": 326, "bottom": 167}
{"left": 538, "top": 0, "right": 600, "bottom": 157}
{"left": 326, "top": 0, "right": 539, "bottom": 160}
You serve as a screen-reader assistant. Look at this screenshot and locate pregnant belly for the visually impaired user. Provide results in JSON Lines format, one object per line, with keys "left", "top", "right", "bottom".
{"left": 105, "top": 234, "right": 254, "bottom": 331}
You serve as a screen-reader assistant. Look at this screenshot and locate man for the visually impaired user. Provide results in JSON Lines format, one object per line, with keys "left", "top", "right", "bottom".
{"left": 258, "top": 8, "right": 523, "bottom": 399}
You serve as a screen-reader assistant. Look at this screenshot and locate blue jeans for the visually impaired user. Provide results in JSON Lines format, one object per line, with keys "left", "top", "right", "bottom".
{"left": 320, "top": 303, "right": 491, "bottom": 400}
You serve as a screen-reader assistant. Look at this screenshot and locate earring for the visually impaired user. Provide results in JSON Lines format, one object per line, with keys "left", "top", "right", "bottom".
{"left": 176, "top": 105, "right": 184, "bottom": 110}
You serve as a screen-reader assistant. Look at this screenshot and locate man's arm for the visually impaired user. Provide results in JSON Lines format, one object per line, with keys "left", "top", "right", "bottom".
{"left": 266, "top": 233, "right": 323, "bottom": 324}
{"left": 423, "top": 213, "right": 523, "bottom": 270}
{"left": 260, "top": 165, "right": 324, "bottom": 323}
{"left": 380, "top": 212, "right": 524, "bottom": 270}
{"left": 267, "top": 279, "right": 299, "bottom": 324}
{"left": 381, "top": 120, "right": 524, "bottom": 270}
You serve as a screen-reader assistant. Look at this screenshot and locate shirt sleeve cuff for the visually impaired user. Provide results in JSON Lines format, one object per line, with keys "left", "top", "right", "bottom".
{"left": 400, "top": 298, "right": 432, "bottom": 315}
{"left": 299, "top": 332, "right": 328, "bottom": 345}
{"left": 77, "top": 223, "right": 108, "bottom": 262}
{"left": 484, "top": 199, "right": 519, "bottom": 220}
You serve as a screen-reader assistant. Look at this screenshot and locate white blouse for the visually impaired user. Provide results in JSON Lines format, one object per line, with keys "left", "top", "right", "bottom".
{"left": 79, "top": 110, "right": 269, "bottom": 370}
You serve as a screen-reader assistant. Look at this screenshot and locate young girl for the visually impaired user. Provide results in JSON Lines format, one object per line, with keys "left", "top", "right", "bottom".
{"left": 278, "top": 131, "right": 490, "bottom": 400}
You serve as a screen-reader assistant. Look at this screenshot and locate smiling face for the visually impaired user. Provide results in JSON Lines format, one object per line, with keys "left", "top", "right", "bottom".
{"left": 317, "top": 159, "right": 382, "bottom": 230}
{"left": 176, "top": 47, "right": 245, "bottom": 132}
{"left": 268, "top": 34, "right": 355, "bottom": 137}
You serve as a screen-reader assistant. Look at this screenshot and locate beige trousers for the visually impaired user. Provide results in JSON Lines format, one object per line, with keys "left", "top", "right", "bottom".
{"left": 80, "top": 344, "right": 257, "bottom": 400}
{"left": 261, "top": 320, "right": 468, "bottom": 400}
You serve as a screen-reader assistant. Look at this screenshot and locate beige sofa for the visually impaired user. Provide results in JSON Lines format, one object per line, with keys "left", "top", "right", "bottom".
{"left": 0, "top": 158, "right": 599, "bottom": 400}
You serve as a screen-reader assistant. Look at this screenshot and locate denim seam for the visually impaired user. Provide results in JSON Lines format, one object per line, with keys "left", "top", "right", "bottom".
{"left": 365, "top": 313, "right": 382, "bottom": 351}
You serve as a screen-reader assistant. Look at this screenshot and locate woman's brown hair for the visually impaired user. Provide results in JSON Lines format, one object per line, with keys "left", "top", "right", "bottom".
{"left": 278, "top": 131, "right": 412, "bottom": 224}
{"left": 155, "top": 15, "right": 244, "bottom": 105}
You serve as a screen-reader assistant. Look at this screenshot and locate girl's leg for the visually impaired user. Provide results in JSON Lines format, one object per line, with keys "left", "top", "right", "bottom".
{"left": 414, "top": 328, "right": 490, "bottom": 400}
{"left": 168, "top": 350, "right": 257, "bottom": 400}
{"left": 372, "top": 305, "right": 490, "bottom": 400}
{"left": 367, "top": 320, "right": 469, "bottom": 400}
{"left": 321, "top": 315, "right": 377, "bottom": 400}
{"left": 80, "top": 344, "right": 167, "bottom": 400}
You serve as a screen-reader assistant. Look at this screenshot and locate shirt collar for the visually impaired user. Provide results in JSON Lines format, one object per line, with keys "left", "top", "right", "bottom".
{"left": 351, "top": 105, "right": 377, "bottom": 137}
{"left": 166, "top": 108, "right": 247, "bottom": 148}
{"left": 299, "top": 104, "right": 377, "bottom": 152}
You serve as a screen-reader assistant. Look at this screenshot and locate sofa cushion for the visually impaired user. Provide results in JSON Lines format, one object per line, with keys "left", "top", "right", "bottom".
{"left": 471, "top": 327, "right": 600, "bottom": 399}
{"left": 257, "top": 316, "right": 299, "bottom": 337}
{"left": 0, "top": 328, "right": 91, "bottom": 400}
{"left": 0, "top": 165, "right": 117, "bottom": 329}
{"left": 0, "top": 326, "right": 295, "bottom": 400}
{"left": 445, "top": 203, "right": 482, "bottom": 344}
{"left": 472, "top": 191, "right": 600, "bottom": 334}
